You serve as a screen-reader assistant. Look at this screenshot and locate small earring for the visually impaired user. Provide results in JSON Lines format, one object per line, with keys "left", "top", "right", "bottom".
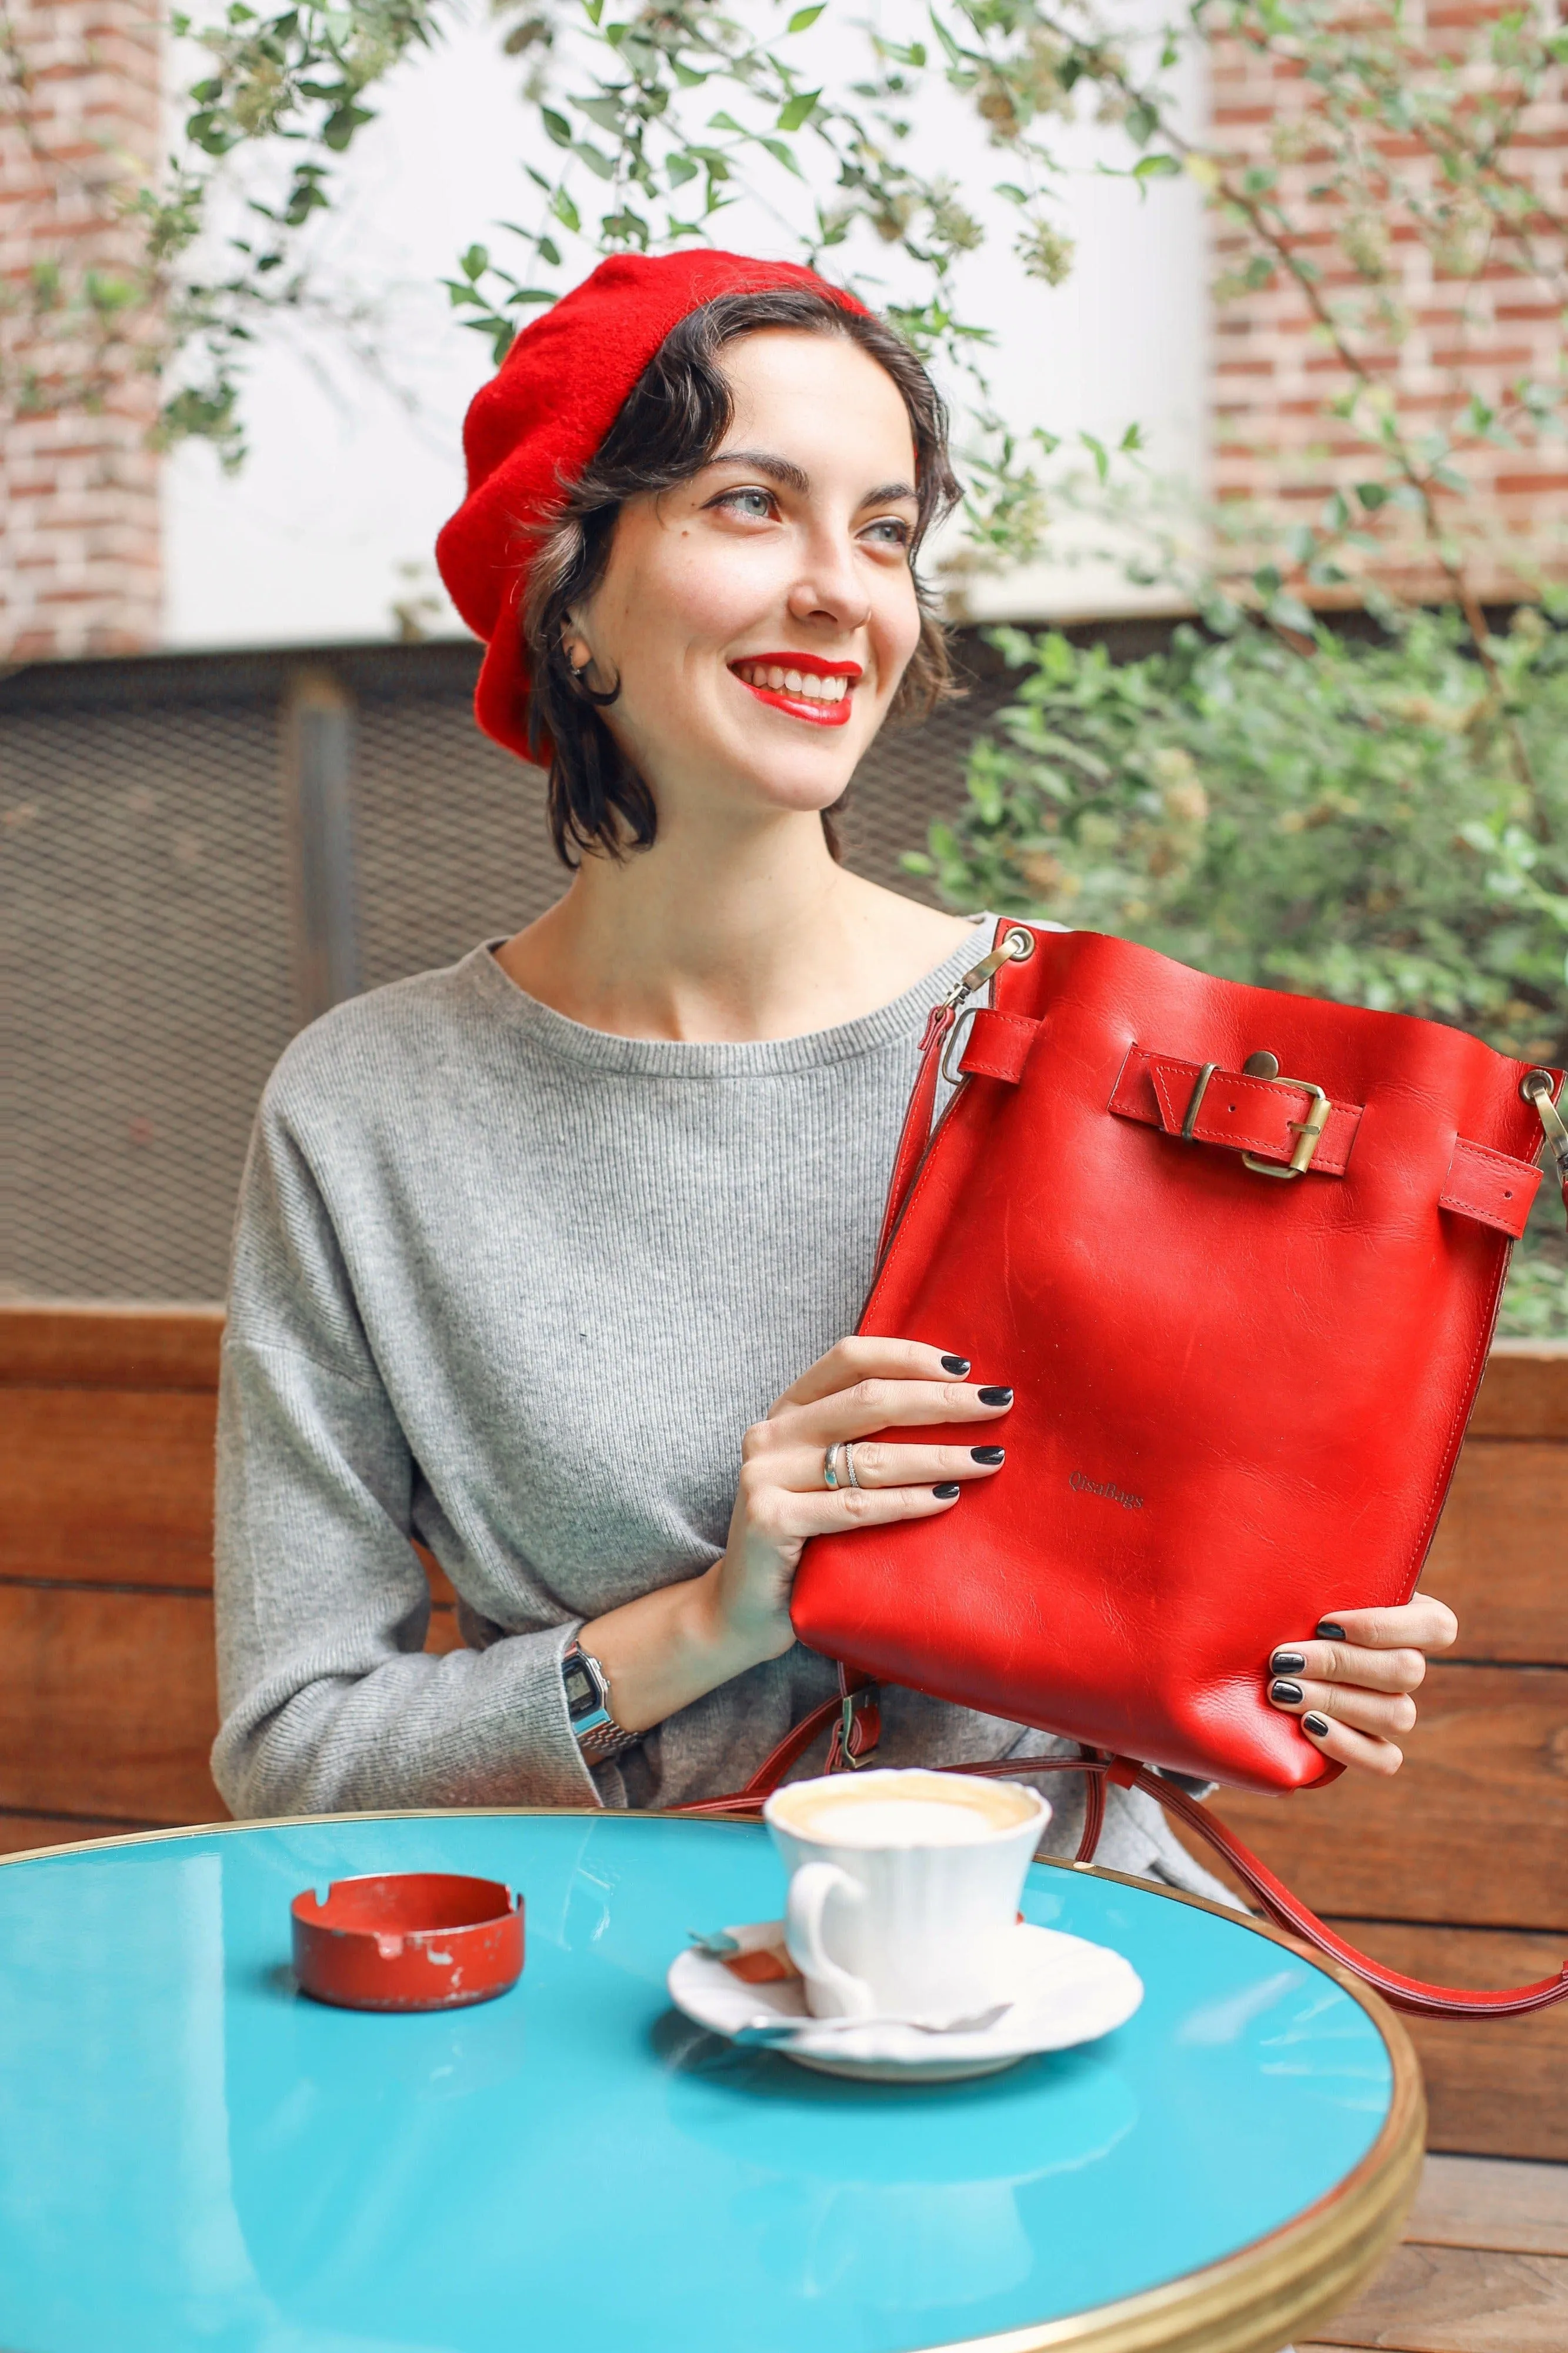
{"left": 565, "top": 641, "right": 590, "bottom": 676}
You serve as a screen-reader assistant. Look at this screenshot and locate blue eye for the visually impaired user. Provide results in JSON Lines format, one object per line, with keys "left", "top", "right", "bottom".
{"left": 719, "top": 488, "right": 775, "bottom": 519}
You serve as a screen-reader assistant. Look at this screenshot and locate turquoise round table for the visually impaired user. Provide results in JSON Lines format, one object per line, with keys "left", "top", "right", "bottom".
{"left": 0, "top": 1810, "right": 1421, "bottom": 2353}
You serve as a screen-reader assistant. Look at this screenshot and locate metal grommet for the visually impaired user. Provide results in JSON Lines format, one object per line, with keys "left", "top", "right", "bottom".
{"left": 1002, "top": 925, "right": 1036, "bottom": 964}
{"left": 1523, "top": 1067, "right": 1568, "bottom": 1178}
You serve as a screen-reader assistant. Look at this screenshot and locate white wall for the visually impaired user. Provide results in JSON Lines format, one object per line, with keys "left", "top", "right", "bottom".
{"left": 162, "top": 19, "right": 518, "bottom": 647}
{"left": 162, "top": 9, "right": 1207, "bottom": 648}
{"left": 945, "top": 44, "right": 1210, "bottom": 624}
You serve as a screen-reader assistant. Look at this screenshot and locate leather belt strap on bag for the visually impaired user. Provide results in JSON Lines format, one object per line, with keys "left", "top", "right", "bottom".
{"left": 881, "top": 1004, "right": 1544, "bottom": 1263}
{"left": 1110, "top": 1043, "right": 1364, "bottom": 1176}
{"left": 1107, "top": 1042, "right": 1542, "bottom": 1235}
{"left": 953, "top": 1018, "right": 1542, "bottom": 1239}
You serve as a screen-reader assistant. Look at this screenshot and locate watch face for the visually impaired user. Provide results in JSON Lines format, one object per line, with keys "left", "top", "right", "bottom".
{"left": 563, "top": 1657, "right": 598, "bottom": 1720}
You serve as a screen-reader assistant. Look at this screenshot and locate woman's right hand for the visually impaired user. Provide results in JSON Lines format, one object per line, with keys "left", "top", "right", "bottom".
{"left": 579, "top": 1338, "right": 1011, "bottom": 1739}
{"left": 708, "top": 1336, "right": 1013, "bottom": 1669}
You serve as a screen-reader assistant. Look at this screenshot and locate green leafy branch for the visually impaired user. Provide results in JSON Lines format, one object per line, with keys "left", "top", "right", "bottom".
{"left": 435, "top": 0, "right": 1172, "bottom": 561}
{"left": 11, "top": 0, "right": 1166, "bottom": 551}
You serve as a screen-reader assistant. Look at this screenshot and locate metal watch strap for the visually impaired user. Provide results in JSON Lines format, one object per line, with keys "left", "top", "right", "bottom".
{"left": 562, "top": 1641, "right": 641, "bottom": 1764}
{"left": 579, "top": 1715, "right": 641, "bottom": 1764}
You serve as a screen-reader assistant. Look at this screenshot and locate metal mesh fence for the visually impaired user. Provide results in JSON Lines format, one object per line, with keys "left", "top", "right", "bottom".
{"left": 2, "top": 636, "right": 1023, "bottom": 1302}
{"left": 4, "top": 690, "right": 295, "bottom": 1299}
{"left": 352, "top": 684, "right": 566, "bottom": 996}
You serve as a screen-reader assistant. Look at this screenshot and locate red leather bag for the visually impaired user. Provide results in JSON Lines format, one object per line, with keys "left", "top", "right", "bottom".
{"left": 773, "top": 922, "right": 1568, "bottom": 2018}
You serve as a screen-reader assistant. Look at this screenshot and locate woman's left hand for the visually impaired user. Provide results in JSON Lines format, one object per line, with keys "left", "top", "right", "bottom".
{"left": 1266, "top": 1594, "right": 1457, "bottom": 1776}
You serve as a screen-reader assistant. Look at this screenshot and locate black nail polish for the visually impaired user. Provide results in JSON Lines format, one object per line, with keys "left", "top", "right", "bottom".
{"left": 1303, "top": 1712, "right": 1330, "bottom": 1737}
{"left": 977, "top": 1386, "right": 1013, "bottom": 1407}
{"left": 1316, "top": 1620, "right": 1346, "bottom": 1641}
{"left": 1270, "top": 1649, "right": 1306, "bottom": 1676}
{"left": 941, "top": 1354, "right": 971, "bottom": 1376}
{"left": 1270, "top": 1679, "right": 1303, "bottom": 1705}
{"left": 970, "top": 1445, "right": 1006, "bottom": 1465}
{"left": 933, "top": 1482, "right": 960, "bottom": 1500}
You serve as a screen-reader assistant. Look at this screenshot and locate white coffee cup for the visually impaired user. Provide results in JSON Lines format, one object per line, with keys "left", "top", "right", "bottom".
{"left": 763, "top": 1768, "right": 1050, "bottom": 2022}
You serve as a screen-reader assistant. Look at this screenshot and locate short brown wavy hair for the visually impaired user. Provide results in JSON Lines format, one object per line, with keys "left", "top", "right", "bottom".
{"left": 520, "top": 287, "right": 961, "bottom": 868}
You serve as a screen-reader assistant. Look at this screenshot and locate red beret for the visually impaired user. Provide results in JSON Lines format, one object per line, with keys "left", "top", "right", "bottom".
{"left": 435, "top": 249, "right": 868, "bottom": 765}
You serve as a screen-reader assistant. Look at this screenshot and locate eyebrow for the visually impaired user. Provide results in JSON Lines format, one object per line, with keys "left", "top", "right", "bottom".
{"left": 712, "top": 448, "right": 810, "bottom": 495}
{"left": 712, "top": 449, "right": 918, "bottom": 510}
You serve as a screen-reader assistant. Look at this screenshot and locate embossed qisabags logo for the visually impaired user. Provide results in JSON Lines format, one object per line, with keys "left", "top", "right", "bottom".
{"left": 1070, "top": 1469, "right": 1145, "bottom": 1512}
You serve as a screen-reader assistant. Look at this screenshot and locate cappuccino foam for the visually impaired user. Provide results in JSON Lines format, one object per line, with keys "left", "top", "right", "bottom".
{"left": 798, "top": 1797, "right": 995, "bottom": 1848}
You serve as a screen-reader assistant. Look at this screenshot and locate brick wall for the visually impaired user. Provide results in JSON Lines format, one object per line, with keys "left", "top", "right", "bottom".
{"left": 0, "top": 0, "right": 162, "bottom": 657}
{"left": 1208, "top": 4, "right": 1568, "bottom": 602}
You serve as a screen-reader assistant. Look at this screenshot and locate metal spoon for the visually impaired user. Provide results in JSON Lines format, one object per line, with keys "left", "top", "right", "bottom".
{"left": 732, "top": 2001, "right": 1012, "bottom": 2047}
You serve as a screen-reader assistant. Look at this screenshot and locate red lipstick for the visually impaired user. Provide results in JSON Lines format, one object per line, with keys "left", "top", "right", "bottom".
{"left": 729, "top": 652, "right": 862, "bottom": 728}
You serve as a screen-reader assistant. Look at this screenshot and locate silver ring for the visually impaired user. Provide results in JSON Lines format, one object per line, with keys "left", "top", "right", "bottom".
{"left": 823, "top": 1442, "right": 843, "bottom": 1491}
{"left": 843, "top": 1442, "right": 862, "bottom": 1489}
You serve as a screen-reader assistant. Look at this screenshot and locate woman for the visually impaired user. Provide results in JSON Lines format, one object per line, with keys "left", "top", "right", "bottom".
{"left": 212, "top": 250, "right": 1454, "bottom": 1879}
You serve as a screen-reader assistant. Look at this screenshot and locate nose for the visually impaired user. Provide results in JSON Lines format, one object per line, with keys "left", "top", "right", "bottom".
{"left": 786, "top": 524, "right": 871, "bottom": 634}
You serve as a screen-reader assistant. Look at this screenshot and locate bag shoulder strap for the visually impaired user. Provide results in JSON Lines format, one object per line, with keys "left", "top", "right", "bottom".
{"left": 877, "top": 1002, "right": 953, "bottom": 1267}
{"left": 1107, "top": 1757, "right": 1568, "bottom": 2021}
{"left": 877, "top": 923, "right": 1036, "bottom": 1268}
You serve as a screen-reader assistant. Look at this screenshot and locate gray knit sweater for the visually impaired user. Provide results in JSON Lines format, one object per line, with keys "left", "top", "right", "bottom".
{"left": 212, "top": 928, "right": 1216, "bottom": 1891}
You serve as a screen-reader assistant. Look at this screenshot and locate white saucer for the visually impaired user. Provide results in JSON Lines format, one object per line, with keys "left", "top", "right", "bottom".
{"left": 666, "top": 1920, "right": 1143, "bottom": 2084}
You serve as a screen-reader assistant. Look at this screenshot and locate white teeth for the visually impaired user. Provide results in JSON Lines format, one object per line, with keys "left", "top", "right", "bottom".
{"left": 735, "top": 663, "right": 852, "bottom": 700}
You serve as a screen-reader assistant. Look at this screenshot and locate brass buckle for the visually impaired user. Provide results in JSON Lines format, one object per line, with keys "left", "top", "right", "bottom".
{"left": 1243, "top": 1077, "right": 1330, "bottom": 1181}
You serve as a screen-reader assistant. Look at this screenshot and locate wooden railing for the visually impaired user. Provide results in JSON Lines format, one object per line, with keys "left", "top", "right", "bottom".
{"left": 0, "top": 1302, "right": 459, "bottom": 1852}
{"left": 1205, "top": 1341, "right": 1568, "bottom": 2164}
{"left": 1, "top": 1304, "right": 1563, "bottom": 2158}
{"left": 1, "top": 1304, "right": 226, "bottom": 1847}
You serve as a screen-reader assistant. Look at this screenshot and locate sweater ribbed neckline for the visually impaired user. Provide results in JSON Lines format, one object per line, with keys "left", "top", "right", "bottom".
{"left": 464, "top": 916, "right": 993, "bottom": 1078}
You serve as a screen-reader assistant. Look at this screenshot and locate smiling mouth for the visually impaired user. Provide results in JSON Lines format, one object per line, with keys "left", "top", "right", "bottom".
{"left": 730, "top": 655, "right": 860, "bottom": 728}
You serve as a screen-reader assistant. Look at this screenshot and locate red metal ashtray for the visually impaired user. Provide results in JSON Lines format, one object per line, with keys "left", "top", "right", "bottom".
{"left": 291, "top": 1872, "right": 524, "bottom": 2012}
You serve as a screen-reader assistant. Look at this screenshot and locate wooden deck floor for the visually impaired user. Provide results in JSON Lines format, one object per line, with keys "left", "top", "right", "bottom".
{"left": 1300, "top": 2154, "right": 1568, "bottom": 2352}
